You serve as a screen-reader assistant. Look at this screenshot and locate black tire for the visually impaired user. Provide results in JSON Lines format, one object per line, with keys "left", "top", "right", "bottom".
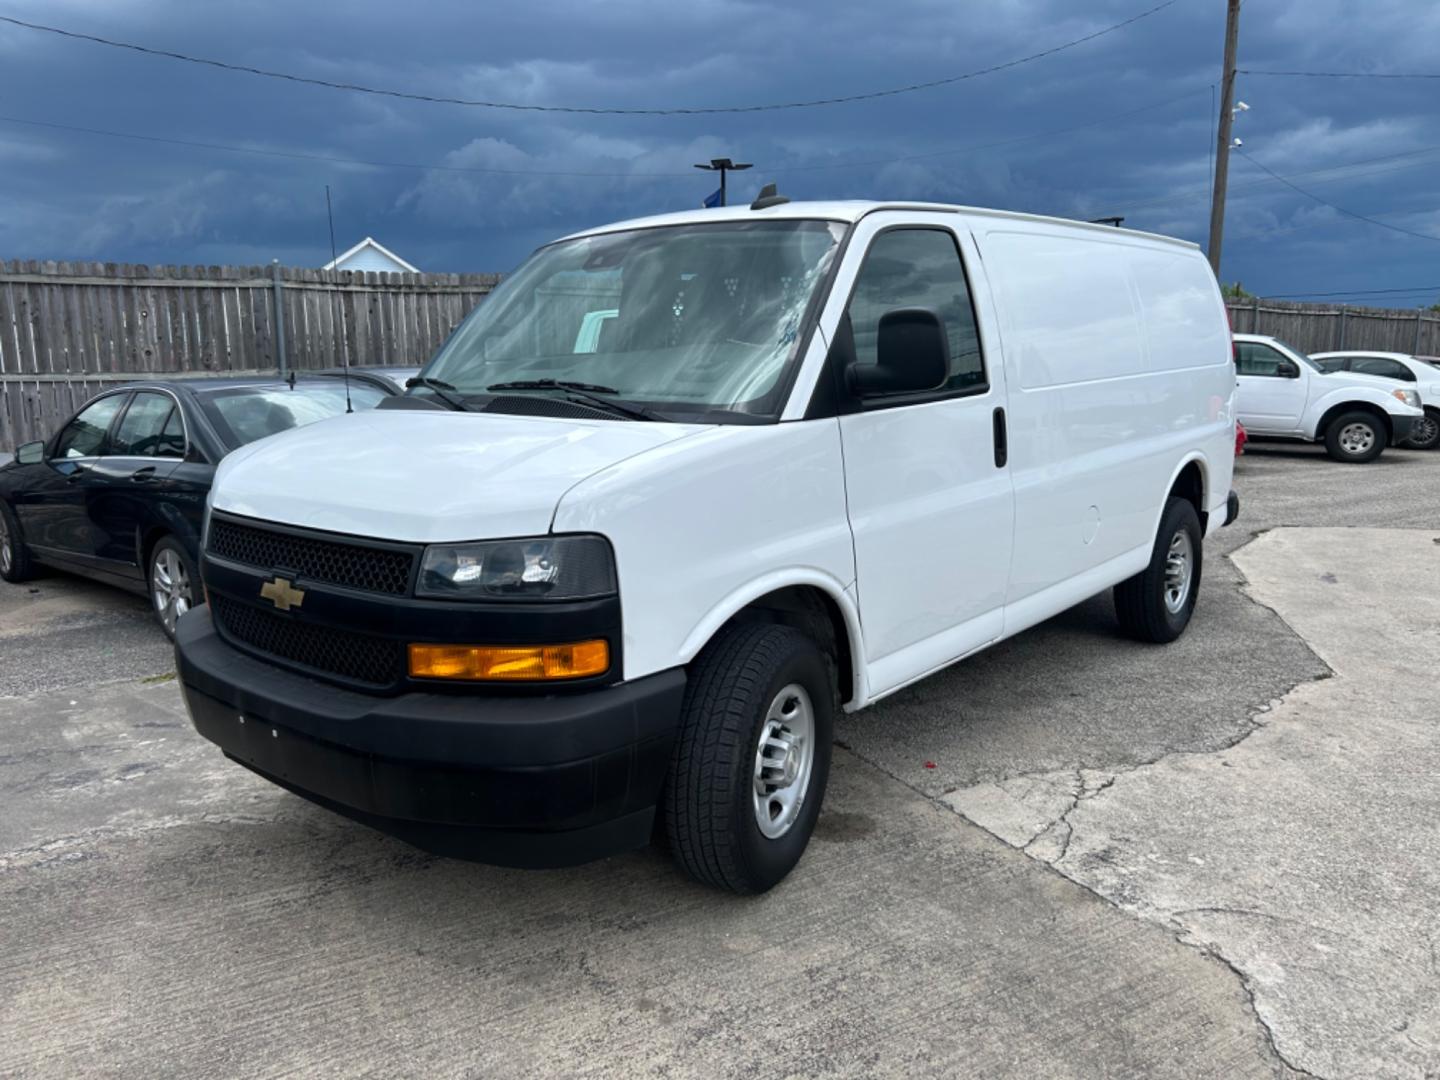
{"left": 1114, "top": 496, "right": 1203, "bottom": 644}
{"left": 1405, "top": 409, "right": 1440, "bottom": 451}
{"left": 663, "top": 623, "right": 835, "bottom": 894}
{"left": 147, "top": 536, "right": 198, "bottom": 641}
{"left": 0, "top": 500, "right": 36, "bottom": 583}
{"left": 1323, "top": 410, "right": 1386, "bottom": 463}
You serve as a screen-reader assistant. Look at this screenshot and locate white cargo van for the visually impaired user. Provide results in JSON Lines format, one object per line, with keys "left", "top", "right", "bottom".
{"left": 176, "top": 196, "right": 1239, "bottom": 893}
{"left": 1233, "top": 333, "right": 1425, "bottom": 462}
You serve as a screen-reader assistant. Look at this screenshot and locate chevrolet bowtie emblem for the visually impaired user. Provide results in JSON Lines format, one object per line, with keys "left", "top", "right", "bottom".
{"left": 259, "top": 576, "right": 305, "bottom": 612}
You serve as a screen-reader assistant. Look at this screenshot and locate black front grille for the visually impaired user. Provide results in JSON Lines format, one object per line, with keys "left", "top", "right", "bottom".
{"left": 208, "top": 517, "right": 414, "bottom": 596}
{"left": 212, "top": 594, "right": 406, "bottom": 687}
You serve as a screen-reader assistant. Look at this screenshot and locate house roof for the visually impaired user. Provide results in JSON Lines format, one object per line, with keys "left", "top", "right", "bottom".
{"left": 322, "top": 236, "right": 420, "bottom": 273}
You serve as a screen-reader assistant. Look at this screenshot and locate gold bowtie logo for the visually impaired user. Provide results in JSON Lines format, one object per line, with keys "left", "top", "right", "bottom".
{"left": 259, "top": 576, "right": 305, "bottom": 612}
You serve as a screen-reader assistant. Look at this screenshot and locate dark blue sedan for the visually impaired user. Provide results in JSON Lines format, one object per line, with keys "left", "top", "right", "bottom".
{"left": 0, "top": 375, "right": 391, "bottom": 637}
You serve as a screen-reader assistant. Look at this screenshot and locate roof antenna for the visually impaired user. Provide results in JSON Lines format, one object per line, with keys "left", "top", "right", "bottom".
{"left": 750, "top": 182, "right": 790, "bottom": 211}
{"left": 326, "top": 184, "right": 352, "bottom": 414}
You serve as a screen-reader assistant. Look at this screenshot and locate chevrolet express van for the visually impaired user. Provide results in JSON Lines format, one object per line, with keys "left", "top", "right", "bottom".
{"left": 177, "top": 197, "right": 1239, "bottom": 893}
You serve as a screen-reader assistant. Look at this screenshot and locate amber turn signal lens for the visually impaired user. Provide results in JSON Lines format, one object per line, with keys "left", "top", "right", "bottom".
{"left": 408, "top": 640, "right": 609, "bottom": 681}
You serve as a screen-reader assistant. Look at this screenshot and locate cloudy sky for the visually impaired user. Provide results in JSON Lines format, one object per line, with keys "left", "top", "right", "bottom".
{"left": 1, "top": 0, "right": 1437, "bottom": 305}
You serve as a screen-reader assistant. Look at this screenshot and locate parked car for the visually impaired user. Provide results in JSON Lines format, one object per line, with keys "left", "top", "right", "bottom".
{"left": 1310, "top": 350, "right": 1440, "bottom": 450}
{"left": 0, "top": 376, "right": 392, "bottom": 636}
{"left": 1233, "top": 333, "right": 1425, "bottom": 462}
{"left": 177, "top": 198, "right": 1239, "bottom": 893}
{"left": 1236, "top": 420, "right": 1248, "bottom": 456}
{"left": 315, "top": 365, "right": 423, "bottom": 394}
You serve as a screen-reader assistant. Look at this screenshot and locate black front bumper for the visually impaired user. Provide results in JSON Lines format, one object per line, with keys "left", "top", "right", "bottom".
{"left": 175, "top": 606, "right": 687, "bottom": 868}
{"left": 1391, "top": 415, "right": 1422, "bottom": 444}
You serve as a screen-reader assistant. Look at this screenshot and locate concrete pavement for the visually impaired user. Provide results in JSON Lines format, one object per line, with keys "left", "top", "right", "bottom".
{"left": 0, "top": 679, "right": 1287, "bottom": 1078}
{"left": 2, "top": 438, "right": 1439, "bottom": 1076}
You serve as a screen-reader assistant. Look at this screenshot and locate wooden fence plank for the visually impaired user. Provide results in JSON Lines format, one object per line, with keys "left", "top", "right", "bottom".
{"left": 0, "top": 258, "right": 504, "bottom": 445}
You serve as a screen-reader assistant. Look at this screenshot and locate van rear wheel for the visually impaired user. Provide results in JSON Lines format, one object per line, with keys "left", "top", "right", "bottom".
{"left": 1114, "top": 496, "right": 1203, "bottom": 644}
{"left": 663, "top": 623, "right": 834, "bottom": 894}
{"left": 1323, "top": 411, "right": 1386, "bottom": 463}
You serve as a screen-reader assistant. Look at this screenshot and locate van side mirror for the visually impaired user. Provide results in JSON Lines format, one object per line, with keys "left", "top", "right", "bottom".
{"left": 15, "top": 441, "right": 43, "bottom": 465}
{"left": 848, "top": 308, "right": 949, "bottom": 397}
{"left": 1277, "top": 358, "right": 1300, "bottom": 378}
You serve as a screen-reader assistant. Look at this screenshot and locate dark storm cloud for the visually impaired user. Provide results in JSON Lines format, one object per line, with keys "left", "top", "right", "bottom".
{"left": 0, "top": 0, "right": 1436, "bottom": 301}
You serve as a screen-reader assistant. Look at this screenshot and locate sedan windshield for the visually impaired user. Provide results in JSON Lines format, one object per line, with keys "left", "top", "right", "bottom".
{"left": 420, "top": 219, "right": 846, "bottom": 420}
{"left": 199, "top": 384, "right": 387, "bottom": 449}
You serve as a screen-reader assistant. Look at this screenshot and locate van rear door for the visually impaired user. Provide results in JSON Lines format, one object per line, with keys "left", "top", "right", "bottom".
{"left": 827, "top": 212, "right": 1014, "bottom": 696}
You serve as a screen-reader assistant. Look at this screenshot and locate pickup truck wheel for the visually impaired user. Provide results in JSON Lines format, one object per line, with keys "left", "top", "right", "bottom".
{"left": 1114, "top": 496, "right": 1202, "bottom": 644}
{"left": 1406, "top": 410, "right": 1440, "bottom": 451}
{"left": 663, "top": 623, "right": 834, "bottom": 894}
{"left": 1323, "top": 411, "right": 1385, "bottom": 463}
{"left": 0, "top": 501, "right": 36, "bottom": 583}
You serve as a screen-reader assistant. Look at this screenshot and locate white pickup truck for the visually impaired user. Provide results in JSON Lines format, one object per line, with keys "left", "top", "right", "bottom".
{"left": 1233, "top": 333, "right": 1425, "bottom": 462}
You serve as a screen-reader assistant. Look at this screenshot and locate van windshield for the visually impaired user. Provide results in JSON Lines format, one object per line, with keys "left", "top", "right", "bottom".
{"left": 420, "top": 219, "right": 846, "bottom": 420}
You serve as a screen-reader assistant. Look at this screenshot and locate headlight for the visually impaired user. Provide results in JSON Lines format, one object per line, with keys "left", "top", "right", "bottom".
{"left": 1392, "top": 388, "right": 1422, "bottom": 409}
{"left": 417, "top": 534, "right": 616, "bottom": 600}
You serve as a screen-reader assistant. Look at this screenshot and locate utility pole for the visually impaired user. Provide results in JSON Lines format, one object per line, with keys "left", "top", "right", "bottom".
{"left": 1207, "top": 0, "right": 1242, "bottom": 277}
{"left": 694, "top": 158, "right": 752, "bottom": 206}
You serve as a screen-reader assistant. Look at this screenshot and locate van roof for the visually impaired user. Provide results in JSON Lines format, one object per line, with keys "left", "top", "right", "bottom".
{"left": 557, "top": 200, "right": 1200, "bottom": 252}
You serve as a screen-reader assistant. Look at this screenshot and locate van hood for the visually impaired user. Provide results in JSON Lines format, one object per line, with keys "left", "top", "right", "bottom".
{"left": 211, "top": 408, "right": 703, "bottom": 542}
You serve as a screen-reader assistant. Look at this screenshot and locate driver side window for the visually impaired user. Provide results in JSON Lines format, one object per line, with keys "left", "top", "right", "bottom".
{"left": 54, "top": 395, "right": 127, "bottom": 459}
{"left": 1235, "top": 343, "right": 1291, "bottom": 377}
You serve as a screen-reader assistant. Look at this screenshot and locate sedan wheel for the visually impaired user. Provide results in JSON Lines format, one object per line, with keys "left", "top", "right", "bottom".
{"left": 0, "top": 513, "right": 11, "bottom": 577}
{"left": 1408, "top": 413, "right": 1440, "bottom": 451}
{"left": 150, "top": 544, "right": 193, "bottom": 638}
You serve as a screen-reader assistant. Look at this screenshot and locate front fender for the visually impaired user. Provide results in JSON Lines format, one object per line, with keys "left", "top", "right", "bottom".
{"left": 1303, "top": 385, "right": 1411, "bottom": 437}
{"left": 676, "top": 568, "right": 869, "bottom": 707}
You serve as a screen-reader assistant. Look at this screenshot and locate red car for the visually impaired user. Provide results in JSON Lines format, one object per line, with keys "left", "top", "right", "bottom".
{"left": 1235, "top": 420, "right": 1248, "bottom": 456}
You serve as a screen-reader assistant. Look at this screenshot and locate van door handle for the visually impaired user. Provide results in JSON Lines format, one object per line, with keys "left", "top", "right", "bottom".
{"left": 992, "top": 407, "right": 1008, "bottom": 468}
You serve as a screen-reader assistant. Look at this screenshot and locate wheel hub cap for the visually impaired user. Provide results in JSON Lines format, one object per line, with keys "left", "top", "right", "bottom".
{"left": 0, "top": 516, "right": 10, "bottom": 575}
{"left": 752, "top": 683, "right": 816, "bottom": 840}
{"left": 151, "top": 550, "right": 192, "bottom": 634}
{"left": 1339, "top": 422, "right": 1375, "bottom": 455}
{"left": 1163, "top": 530, "right": 1194, "bottom": 614}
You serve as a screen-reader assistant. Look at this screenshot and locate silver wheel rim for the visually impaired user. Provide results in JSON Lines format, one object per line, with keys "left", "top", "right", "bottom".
{"left": 753, "top": 683, "right": 816, "bottom": 840}
{"left": 151, "top": 548, "right": 191, "bottom": 634}
{"left": 1338, "top": 422, "right": 1375, "bottom": 456}
{"left": 1163, "top": 530, "right": 1194, "bottom": 614}
{"left": 1415, "top": 417, "right": 1439, "bottom": 446}
{"left": 0, "top": 514, "right": 11, "bottom": 576}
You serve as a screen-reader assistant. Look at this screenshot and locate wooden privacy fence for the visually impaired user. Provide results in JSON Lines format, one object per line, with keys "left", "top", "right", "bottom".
{"left": 0, "top": 260, "right": 500, "bottom": 447}
{"left": 1226, "top": 298, "right": 1440, "bottom": 358}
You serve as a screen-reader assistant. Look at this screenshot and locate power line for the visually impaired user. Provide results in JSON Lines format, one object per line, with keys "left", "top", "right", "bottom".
{"left": 771, "top": 86, "right": 1208, "bottom": 174}
{"left": 1239, "top": 69, "right": 1440, "bottom": 80}
{"left": 0, "top": 3, "right": 1180, "bottom": 116}
{"left": 1236, "top": 148, "right": 1440, "bottom": 243}
{"left": 0, "top": 115, "right": 698, "bottom": 178}
{"left": 1263, "top": 285, "right": 1440, "bottom": 299}
{"left": 0, "top": 87, "right": 1209, "bottom": 182}
{"left": 1104, "top": 144, "right": 1440, "bottom": 216}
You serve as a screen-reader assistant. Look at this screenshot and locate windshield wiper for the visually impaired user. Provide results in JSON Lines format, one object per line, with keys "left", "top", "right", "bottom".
{"left": 405, "top": 376, "right": 471, "bottom": 412}
{"left": 484, "top": 379, "right": 664, "bottom": 422}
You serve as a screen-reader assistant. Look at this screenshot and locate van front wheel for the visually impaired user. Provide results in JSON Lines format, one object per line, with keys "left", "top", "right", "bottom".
{"left": 663, "top": 623, "right": 834, "bottom": 894}
{"left": 1114, "top": 496, "right": 1203, "bottom": 644}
